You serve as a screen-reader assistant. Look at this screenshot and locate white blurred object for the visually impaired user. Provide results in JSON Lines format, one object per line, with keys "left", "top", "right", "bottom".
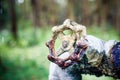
{"left": 17, "top": 0, "right": 24, "bottom": 4}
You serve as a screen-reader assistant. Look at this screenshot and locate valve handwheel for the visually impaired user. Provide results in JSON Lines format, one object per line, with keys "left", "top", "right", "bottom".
{"left": 46, "top": 19, "right": 87, "bottom": 68}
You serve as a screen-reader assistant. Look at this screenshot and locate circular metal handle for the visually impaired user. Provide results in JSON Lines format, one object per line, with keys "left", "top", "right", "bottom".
{"left": 46, "top": 19, "right": 87, "bottom": 68}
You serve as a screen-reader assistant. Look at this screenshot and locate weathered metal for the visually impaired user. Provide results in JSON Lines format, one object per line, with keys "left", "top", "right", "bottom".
{"left": 46, "top": 19, "right": 87, "bottom": 68}
{"left": 46, "top": 19, "right": 120, "bottom": 80}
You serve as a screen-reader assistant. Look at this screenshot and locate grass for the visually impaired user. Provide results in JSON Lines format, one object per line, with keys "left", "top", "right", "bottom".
{"left": 0, "top": 25, "right": 52, "bottom": 80}
{"left": 0, "top": 23, "right": 119, "bottom": 80}
{"left": 82, "top": 75, "right": 115, "bottom": 80}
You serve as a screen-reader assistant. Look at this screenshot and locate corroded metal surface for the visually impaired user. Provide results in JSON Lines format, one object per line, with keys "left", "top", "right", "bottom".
{"left": 46, "top": 19, "right": 87, "bottom": 68}
{"left": 46, "top": 19, "right": 120, "bottom": 79}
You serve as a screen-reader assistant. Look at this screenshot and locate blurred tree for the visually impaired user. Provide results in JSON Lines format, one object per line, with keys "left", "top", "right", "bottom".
{"left": 0, "top": 0, "right": 9, "bottom": 29}
{"left": 31, "top": 0, "right": 41, "bottom": 27}
{"left": 115, "top": 0, "right": 120, "bottom": 38}
{"left": 31, "top": 0, "right": 59, "bottom": 27}
{"left": 80, "top": 0, "right": 91, "bottom": 26}
{"left": 67, "top": 0, "right": 91, "bottom": 26}
{"left": 8, "top": 0, "right": 17, "bottom": 39}
{"left": 67, "top": 0, "right": 75, "bottom": 21}
{"left": 91, "top": 0, "right": 108, "bottom": 29}
{"left": 92, "top": 0, "right": 101, "bottom": 27}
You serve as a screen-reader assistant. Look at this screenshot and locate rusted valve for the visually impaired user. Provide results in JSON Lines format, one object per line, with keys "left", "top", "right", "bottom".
{"left": 46, "top": 19, "right": 88, "bottom": 68}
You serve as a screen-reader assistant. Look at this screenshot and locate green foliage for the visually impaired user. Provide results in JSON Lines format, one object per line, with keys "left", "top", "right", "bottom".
{"left": 0, "top": 22, "right": 51, "bottom": 79}
{"left": 0, "top": 57, "right": 48, "bottom": 80}
{"left": 0, "top": 35, "right": 50, "bottom": 80}
{"left": 82, "top": 75, "right": 115, "bottom": 80}
{"left": 88, "top": 26, "right": 119, "bottom": 41}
